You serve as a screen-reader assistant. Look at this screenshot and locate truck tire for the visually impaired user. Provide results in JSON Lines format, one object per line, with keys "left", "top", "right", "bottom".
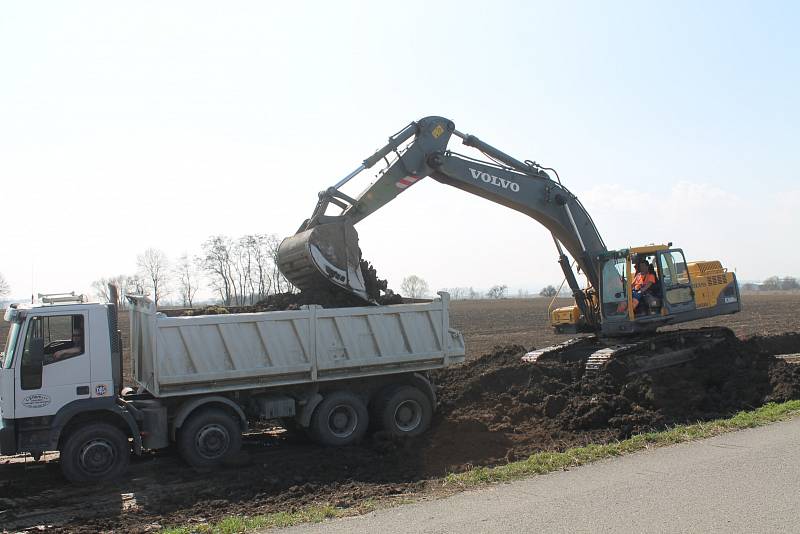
{"left": 377, "top": 385, "right": 432, "bottom": 438}
{"left": 309, "top": 391, "right": 368, "bottom": 447}
{"left": 177, "top": 408, "right": 242, "bottom": 468}
{"left": 59, "top": 422, "right": 130, "bottom": 483}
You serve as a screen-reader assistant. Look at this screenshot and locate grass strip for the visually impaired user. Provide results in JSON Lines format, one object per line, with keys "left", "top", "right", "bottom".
{"left": 445, "top": 400, "right": 800, "bottom": 487}
{"left": 160, "top": 504, "right": 348, "bottom": 534}
{"left": 162, "top": 400, "right": 800, "bottom": 533}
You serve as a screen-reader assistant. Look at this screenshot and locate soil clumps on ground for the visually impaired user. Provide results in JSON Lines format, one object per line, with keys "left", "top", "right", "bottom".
{"left": 426, "top": 333, "right": 800, "bottom": 471}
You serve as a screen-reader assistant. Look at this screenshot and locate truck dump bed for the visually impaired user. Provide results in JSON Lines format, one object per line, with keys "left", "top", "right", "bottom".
{"left": 129, "top": 293, "right": 465, "bottom": 397}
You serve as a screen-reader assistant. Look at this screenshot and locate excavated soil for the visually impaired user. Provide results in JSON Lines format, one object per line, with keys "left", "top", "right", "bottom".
{"left": 2, "top": 333, "right": 800, "bottom": 532}
{"left": 179, "top": 260, "right": 402, "bottom": 316}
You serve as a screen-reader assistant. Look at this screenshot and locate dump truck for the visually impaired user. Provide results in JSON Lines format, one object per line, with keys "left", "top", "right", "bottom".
{"left": 0, "top": 290, "right": 464, "bottom": 482}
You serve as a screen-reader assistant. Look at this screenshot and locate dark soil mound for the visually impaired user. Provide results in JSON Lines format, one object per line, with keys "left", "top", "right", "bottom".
{"left": 424, "top": 333, "right": 800, "bottom": 471}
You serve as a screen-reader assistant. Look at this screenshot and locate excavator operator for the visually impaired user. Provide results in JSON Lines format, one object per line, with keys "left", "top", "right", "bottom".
{"left": 616, "top": 256, "right": 657, "bottom": 314}
{"left": 631, "top": 258, "right": 657, "bottom": 311}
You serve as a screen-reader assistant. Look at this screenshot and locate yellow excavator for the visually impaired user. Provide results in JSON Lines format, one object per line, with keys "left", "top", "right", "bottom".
{"left": 277, "top": 116, "right": 741, "bottom": 373}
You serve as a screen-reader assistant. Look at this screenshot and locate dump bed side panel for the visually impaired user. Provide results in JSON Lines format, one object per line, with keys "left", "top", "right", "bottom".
{"left": 153, "top": 310, "right": 314, "bottom": 395}
{"left": 131, "top": 294, "right": 465, "bottom": 397}
{"left": 314, "top": 302, "right": 459, "bottom": 372}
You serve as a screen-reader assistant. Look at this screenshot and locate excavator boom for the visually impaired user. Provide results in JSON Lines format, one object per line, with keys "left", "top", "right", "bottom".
{"left": 277, "top": 116, "right": 606, "bottom": 319}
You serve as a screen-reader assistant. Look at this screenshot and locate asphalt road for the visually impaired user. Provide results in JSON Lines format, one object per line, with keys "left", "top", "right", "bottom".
{"left": 281, "top": 417, "right": 800, "bottom": 534}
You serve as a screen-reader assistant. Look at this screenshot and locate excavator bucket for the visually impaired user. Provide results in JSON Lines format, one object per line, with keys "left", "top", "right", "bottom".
{"left": 277, "top": 221, "right": 370, "bottom": 301}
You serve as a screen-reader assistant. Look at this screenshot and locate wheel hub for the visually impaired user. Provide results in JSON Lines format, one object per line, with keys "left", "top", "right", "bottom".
{"left": 394, "top": 400, "right": 422, "bottom": 431}
{"left": 328, "top": 404, "right": 357, "bottom": 438}
{"left": 79, "top": 439, "right": 116, "bottom": 474}
{"left": 196, "top": 424, "right": 230, "bottom": 459}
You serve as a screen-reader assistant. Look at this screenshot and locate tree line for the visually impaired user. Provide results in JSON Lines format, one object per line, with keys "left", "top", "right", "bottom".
{"left": 740, "top": 276, "right": 800, "bottom": 292}
{"left": 91, "top": 233, "right": 293, "bottom": 307}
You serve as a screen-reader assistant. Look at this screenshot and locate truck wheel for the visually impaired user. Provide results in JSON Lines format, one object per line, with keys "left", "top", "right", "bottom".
{"left": 59, "top": 422, "right": 130, "bottom": 483}
{"left": 178, "top": 409, "right": 242, "bottom": 468}
{"left": 378, "top": 385, "right": 432, "bottom": 438}
{"left": 310, "top": 391, "right": 368, "bottom": 447}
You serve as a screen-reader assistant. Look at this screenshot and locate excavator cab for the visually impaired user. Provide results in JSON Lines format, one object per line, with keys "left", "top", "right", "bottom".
{"left": 552, "top": 245, "right": 741, "bottom": 336}
{"left": 597, "top": 246, "right": 679, "bottom": 330}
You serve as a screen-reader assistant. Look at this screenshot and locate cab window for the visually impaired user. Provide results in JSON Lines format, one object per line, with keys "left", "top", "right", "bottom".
{"left": 659, "top": 251, "right": 690, "bottom": 289}
{"left": 601, "top": 258, "right": 627, "bottom": 317}
{"left": 658, "top": 251, "right": 693, "bottom": 305}
{"left": 22, "top": 314, "right": 85, "bottom": 367}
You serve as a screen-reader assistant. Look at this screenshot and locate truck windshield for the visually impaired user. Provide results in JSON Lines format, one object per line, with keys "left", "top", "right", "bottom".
{"left": 2, "top": 322, "right": 21, "bottom": 369}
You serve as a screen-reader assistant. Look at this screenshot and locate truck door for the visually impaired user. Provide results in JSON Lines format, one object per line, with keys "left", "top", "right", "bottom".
{"left": 14, "top": 312, "right": 92, "bottom": 418}
{"left": 657, "top": 250, "right": 696, "bottom": 315}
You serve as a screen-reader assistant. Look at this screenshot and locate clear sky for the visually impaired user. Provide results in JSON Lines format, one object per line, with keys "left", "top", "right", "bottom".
{"left": 1, "top": 1, "right": 798, "bottom": 300}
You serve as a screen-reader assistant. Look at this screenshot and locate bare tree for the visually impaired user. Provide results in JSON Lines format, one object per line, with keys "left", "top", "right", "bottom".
{"left": 174, "top": 254, "right": 200, "bottom": 307}
{"left": 487, "top": 284, "right": 508, "bottom": 299}
{"left": 440, "top": 287, "right": 466, "bottom": 300}
{"left": 401, "top": 275, "right": 429, "bottom": 299}
{"left": 229, "top": 237, "right": 255, "bottom": 305}
{"left": 761, "top": 276, "right": 781, "bottom": 290}
{"left": 467, "top": 287, "right": 480, "bottom": 299}
{"left": 264, "top": 234, "right": 293, "bottom": 294}
{"left": 91, "top": 275, "right": 129, "bottom": 303}
{"left": 125, "top": 274, "right": 147, "bottom": 296}
{"left": 91, "top": 278, "right": 113, "bottom": 302}
{"left": 250, "top": 234, "right": 273, "bottom": 300}
{"left": 198, "top": 233, "right": 294, "bottom": 306}
{"left": 539, "top": 285, "right": 558, "bottom": 297}
{"left": 200, "top": 236, "right": 235, "bottom": 305}
{"left": 0, "top": 273, "right": 9, "bottom": 298}
{"left": 780, "top": 276, "right": 799, "bottom": 290}
{"left": 137, "top": 248, "right": 170, "bottom": 306}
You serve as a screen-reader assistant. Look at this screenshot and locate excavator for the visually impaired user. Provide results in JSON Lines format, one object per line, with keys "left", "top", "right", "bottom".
{"left": 277, "top": 116, "right": 741, "bottom": 374}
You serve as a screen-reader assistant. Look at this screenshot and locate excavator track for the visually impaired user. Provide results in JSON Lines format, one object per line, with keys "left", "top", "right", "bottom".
{"left": 522, "top": 327, "right": 737, "bottom": 375}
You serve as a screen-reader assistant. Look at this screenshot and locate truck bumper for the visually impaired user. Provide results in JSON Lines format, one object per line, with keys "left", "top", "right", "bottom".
{"left": 0, "top": 418, "right": 16, "bottom": 455}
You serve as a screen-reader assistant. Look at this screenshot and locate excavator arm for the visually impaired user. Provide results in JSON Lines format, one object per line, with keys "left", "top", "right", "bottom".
{"left": 277, "top": 116, "right": 607, "bottom": 327}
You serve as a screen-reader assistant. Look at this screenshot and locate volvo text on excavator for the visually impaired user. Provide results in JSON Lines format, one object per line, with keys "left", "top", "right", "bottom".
{"left": 276, "top": 116, "right": 741, "bottom": 374}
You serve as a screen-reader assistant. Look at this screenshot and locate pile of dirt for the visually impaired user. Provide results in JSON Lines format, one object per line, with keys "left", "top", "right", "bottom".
{"left": 181, "top": 260, "right": 403, "bottom": 316}
{"left": 423, "top": 333, "right": 800, "bottom": 471}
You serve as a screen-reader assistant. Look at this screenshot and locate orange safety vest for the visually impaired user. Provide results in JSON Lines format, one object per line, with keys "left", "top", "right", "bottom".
{"left": 633, "top": 272, "right": 656, "bottom": 291}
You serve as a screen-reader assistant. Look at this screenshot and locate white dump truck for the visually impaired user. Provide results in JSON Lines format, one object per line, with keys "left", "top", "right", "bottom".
{"left": 0, "top": 291, "right": 464, "bottom": 482}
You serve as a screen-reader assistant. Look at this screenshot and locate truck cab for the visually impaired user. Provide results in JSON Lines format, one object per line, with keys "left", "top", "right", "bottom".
{"left": 1, "top": 296, "right": 123, "bottom": 458}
